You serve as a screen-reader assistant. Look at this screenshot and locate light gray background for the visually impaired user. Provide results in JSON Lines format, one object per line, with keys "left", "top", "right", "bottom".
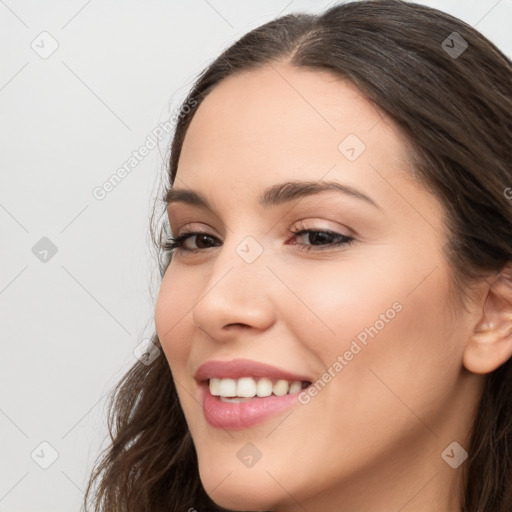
{"left": 1, "top": 1, "right": 511, "bottom": 511}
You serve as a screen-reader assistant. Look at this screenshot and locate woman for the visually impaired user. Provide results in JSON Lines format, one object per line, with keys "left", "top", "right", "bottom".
{"left": 83, "top": 1, "right": 512, "bottom": 510}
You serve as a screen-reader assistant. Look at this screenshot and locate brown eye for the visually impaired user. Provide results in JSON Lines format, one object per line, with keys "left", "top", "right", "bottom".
{"left": 162, "top": 232, "right": 221, "bottom": 253}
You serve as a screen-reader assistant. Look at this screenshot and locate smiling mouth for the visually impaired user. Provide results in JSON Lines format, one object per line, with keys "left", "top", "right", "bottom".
{"left": 195, "top": 358, "right": 314, "bottom": 429}
{"left": 207, "top": 376, "right": 312, "bottom": 402}
{"left": 200, "top": 378, "right": 313, "bottom": 430}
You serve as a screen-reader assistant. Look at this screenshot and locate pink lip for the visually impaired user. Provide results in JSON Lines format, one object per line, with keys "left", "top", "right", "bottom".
{"left": 194, "top": 358, "right": 311, "bottom": 382}
{"left": 194, "top": 358, "right": 312, "bottom": 430}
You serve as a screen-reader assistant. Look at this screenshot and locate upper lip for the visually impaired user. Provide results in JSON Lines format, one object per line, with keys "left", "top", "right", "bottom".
{"left": 194, "top": 358, "right": 312, "bottom": 383}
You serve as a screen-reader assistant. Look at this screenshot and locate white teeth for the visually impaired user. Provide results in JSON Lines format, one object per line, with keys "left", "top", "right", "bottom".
{"left": 218, "top": 378, "right": 236, "bottom": 397}
{"left": 256, "top": 377, "right": 273, "bottom": 397}
{"left": 289, "top": 381, "right": 302, "bottom": 394}
{"left": 209, "top": 377, "right": 305, "bottom": 398}
{"left": 209, "top": 377, "right": 221, "bottom": 396}
{"left": 220, "top": 396, "right": 252, "bottom": 403}
{"left": 236, "top": 377, "right": 257, "bottom": 397}
{"left": 273, "top": 379, "right": 289, "bottom": 396}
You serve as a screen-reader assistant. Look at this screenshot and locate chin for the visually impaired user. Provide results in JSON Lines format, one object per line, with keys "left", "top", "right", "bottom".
{"left": 198, "top": 462, "right": 284, "bottom": 512}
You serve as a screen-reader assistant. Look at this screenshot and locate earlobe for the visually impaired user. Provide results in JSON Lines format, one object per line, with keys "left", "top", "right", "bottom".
{"left": 463, "top": 268, "right": 512, "bottom": 375}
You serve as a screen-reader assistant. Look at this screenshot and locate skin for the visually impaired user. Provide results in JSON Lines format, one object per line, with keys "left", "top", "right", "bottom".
{"left": 154, "top": 62, "right": 511, "bottom": 512}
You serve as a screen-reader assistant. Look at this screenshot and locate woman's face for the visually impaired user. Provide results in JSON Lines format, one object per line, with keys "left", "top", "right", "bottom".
{"left": 155, "top": 63, "right": 482, "bottom": 511}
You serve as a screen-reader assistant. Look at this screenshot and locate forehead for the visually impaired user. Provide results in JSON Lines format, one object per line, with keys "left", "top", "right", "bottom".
{"left": 176, "top": 62, "right": 413, "bottom": 207}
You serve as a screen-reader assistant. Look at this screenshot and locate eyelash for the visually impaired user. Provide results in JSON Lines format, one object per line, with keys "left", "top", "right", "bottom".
{"left": 161, "top": 222, "right": 355, "bottom": 254}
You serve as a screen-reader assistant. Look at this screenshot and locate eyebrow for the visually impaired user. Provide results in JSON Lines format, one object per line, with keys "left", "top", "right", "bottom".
{"left": 165, "top": 180, "right": 380, "bottom": 210}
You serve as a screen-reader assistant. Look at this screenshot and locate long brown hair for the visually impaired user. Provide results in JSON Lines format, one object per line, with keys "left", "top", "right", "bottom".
{"left": 83, "top": 1, "right": 512, "bottom": 510}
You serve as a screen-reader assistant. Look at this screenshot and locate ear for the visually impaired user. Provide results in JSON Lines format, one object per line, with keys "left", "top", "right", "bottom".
{"left": 463, "top": 266, "right": 512, "bottom": 374}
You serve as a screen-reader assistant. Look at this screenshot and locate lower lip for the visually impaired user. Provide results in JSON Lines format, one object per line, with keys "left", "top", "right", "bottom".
{"left": 200, "top": 383, "right": 302, "bottom": 430}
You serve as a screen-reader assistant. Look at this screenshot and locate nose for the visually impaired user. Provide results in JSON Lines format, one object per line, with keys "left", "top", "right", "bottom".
{"left": 191, "top": 238, "right": 277, "bottom": 342}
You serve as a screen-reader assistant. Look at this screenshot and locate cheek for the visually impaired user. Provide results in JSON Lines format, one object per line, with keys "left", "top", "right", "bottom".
{"left": 277, "top": 247, "right": 411, "bottom": 357}
{"left": 286, "top": 242, "right": 458, "bottom": 419}
{"left": 258, "top": 255, "right": 459, "bottom": 490}
{"left": 154, "top": 268, "right": 196, "bottom": 372}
